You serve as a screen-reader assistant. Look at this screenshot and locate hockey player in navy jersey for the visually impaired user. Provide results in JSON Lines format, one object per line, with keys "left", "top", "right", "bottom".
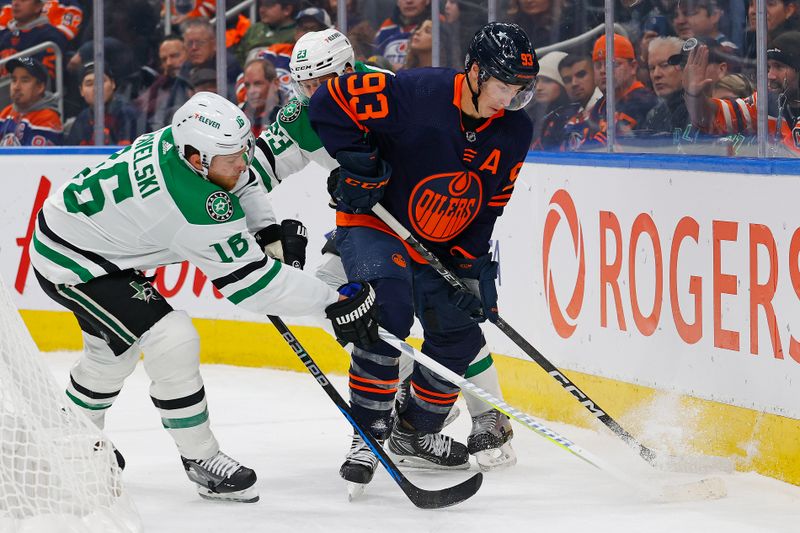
{"left": 308, "top": 22, "right": 537, "bottom": 488}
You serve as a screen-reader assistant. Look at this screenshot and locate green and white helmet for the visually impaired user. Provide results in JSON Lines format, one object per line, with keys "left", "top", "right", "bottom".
{"left": 290, "top": 29, "right": 354, "bottom": 96}
{"left": 171, "top": 91, "right": 255, "bottom": 178}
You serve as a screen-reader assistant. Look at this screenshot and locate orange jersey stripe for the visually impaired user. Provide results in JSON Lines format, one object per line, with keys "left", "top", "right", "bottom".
{"left": 411, "top": 381, "right": 459, "bottom": 399}
{"left": 349, "top": 382, "right": 398, "bottom": 395}
{"left": 335, "top": 212, "right": 426, "bottom": 264}
{"left": 349, "top": 373, "right": 399, "bottom": 386}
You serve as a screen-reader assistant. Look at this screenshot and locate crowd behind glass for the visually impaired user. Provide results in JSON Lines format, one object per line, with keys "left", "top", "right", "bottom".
{"left": 0, "top": 0, "right": 793, "bottom": 157}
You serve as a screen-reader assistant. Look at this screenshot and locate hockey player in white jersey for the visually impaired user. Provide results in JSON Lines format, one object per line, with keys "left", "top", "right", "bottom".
{"left": 29, "top": 92, "right": 379, "bottom": 503}
{"left": 247, "top": 28, "right": 516, "bottom": 481}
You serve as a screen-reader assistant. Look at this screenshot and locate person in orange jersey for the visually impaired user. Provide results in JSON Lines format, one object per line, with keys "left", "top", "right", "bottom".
{"left": 0, "top": 56, "right": 61, "bottom": 145}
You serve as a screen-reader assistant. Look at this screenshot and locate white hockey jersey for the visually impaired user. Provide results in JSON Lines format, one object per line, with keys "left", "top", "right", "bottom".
{"left": 30, "top": 126, "right": 339, "bottom": 318}
{"left": 249, "top": 98, "right": 338, "bottom": 191}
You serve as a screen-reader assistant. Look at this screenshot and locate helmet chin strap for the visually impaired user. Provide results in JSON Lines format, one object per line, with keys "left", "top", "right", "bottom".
{"left": 465, "top": 67, "right": 483, "bottom": 116}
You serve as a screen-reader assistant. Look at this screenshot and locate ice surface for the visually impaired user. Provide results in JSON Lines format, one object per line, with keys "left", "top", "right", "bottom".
{"left": 42, "top": 352, "right": 800, "bottom": 533}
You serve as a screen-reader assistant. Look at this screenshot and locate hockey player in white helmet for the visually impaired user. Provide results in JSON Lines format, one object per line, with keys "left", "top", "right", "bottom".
{"left": 30, "top": 91, "right": 379, "bottom": 503}
{"left": 247, "top": 29, "right": 517, "bottom": 494}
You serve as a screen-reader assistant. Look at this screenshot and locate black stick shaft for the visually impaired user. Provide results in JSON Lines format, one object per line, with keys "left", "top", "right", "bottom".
{"left": 268, "top": 315, "right": 483, "bottom": 507}
{"left": 371, "top": 204, "right": 658, "bottom": 465}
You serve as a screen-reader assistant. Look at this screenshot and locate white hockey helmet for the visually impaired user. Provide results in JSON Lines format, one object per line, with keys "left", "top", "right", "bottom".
{"left": 171, "top": 91, "right": 255, "bottom": 178}
{"left": 290, "top": 28, "right": 354, "bottom": 99}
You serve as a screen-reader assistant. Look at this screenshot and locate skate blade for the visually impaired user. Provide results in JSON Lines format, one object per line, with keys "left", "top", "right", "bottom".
{"left": 197, "top": 486, "right": 259, "bottom": 503}
{"left": 389, "top": 453, "right": 471, "bottom": 471}
{"left": 656, "top": 477, "right": 728, "bottom": 502}
{"left": 346, "top": 482, "right": 367, "bottom": 502}
{"left": 474, "top": 443, "right": 517, "bottom": 472}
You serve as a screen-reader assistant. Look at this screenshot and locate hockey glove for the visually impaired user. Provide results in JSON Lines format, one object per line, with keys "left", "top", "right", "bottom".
{"left": 327, "top": 167, "right": 340, "bottom": 209}
{"left": 254, "top": 219, "right": 309, "bottom": 269}
{"left": 334, "top": 149, "right": 391, "bottom": 213}
{"left": 450, "top": 254, "right": 499, "bottom": 323}
{"left": 325, "top": 282, "right": 380, "bottom": 347}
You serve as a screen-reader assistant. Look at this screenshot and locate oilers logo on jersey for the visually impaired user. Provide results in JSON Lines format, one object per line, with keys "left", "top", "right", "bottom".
{"left": 409, "top": 171, "right": 481, "bottom": 243}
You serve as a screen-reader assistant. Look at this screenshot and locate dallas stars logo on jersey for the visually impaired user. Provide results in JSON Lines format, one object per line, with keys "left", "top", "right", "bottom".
{"left": 129, "top": 281, "right": 161, "bottom": 303}
{"left": 206, "top": 191, "right": 233, "bottom": 222}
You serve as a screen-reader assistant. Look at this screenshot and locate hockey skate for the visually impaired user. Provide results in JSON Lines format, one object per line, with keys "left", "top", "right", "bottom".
{"left": 468, "top": 409, "right": 516, "bottom": 472}
{"left": 181, "top": 451, "right": 258, "bottom": 503}
{"left": 388, "top": 420, "right": 470, "bottom": 470}
{"left": 340, "top": 433, "right": 381, "bottom": 501}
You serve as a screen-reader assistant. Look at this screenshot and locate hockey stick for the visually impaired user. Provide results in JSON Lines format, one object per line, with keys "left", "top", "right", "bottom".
{"left": 267, "top": 315, "right": 483, "bottom": 509}
{"left": 371, "top": 203, "right": 662, "bottom": 466}
{"left": 378, "top": 329, "right": 727, "bottom": 502}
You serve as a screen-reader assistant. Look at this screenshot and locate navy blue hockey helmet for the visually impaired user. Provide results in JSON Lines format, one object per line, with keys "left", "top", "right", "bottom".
{"left": 465, "top": 22, "right": 538, "bottom": 111}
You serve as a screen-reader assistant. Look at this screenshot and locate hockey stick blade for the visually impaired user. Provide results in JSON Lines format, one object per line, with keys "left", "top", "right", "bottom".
{"left": 269, "top": 316, "right": 482, "bottom": 509}
{"left": 379, "top": 331, "right": 727, "bottom": 503}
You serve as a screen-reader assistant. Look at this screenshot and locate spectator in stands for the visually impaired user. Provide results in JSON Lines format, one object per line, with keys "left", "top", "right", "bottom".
{"left": 642, "top": 37, "right": 690, "bottom": 133}
{"left": 713, "top": 72, "right": 753, "bottom": 99}
{"left": 528, "top": 51, "right": 571, "bottom": 144}
{"left": 236, "top": 7, "right": 333, "bottom": 106}
{"left": 671, "top": 2, "right": 694, "bottom": 39}
{"left": 0, "top": 0, "right": 82, "bottom": 41}
{"left": 66, "top": 63, "right": 139, "bottom": 146}
{"left": 188, "top": 67, "right": 217, "bottom": 95}
{"left": 592, "top": 33, "right": 657, "bottom": 135}
{"left": 237, "top": 0, "right": 299, "bottom": 66}
{"left": 638, "top": 12, "right": 671, "bottom": 87}
{"left": 442, "top": 0, "right": 487, "bottom": 67}
{"left": 375, "top": 0, "right": 430, "bottom": 71}
{"left": 562, "top": 34, "right": 656, "bottom": 149}
{"left": 240, "top": 58, "right": 279, "bottom": 136}
{"left": 321, "top": 0, "right": 364, "bottom": 28}
{"left": 136, "top": 34, "right": 192, "bottom": 131}
{"left": 744, "top": 0, "right": 800, "bottom": 59}
{"left": 684, "top": 32, "right": 800, "bottom": 152}
{"left": 164, "top": 0, "right": 215, "bottom": 27}
{"left": 506, "top": 0, "right": 575, "bottom": 50}
{"left": 403, "top": 19, "right": 432, "bottom": 68}
{"left": 180, "top": 17, "right": 241, "bottom": 101}
{"left": 560, "top": 53, "right": 602, "bottom": 115}
{"left": 678, "top": 0, "right": 738, "bottom": 53}
{"left": 0, "top": 0, "right": 65, "bottom": 80}
{"left": 537, "top": 53, "right": 603, "bottom": 150}
{"left": 0, "top": 56, "right": 61, "bottom": 145}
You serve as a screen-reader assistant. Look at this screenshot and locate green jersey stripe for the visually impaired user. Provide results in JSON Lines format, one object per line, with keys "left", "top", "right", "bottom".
{"left": 58, "top": 285, "right": 138, "bottom": 344}
{"left": 251, "top": 154, "right": 274, "bottom": 192}
{"left": 161, "top": 408, "right": 209, "bottom": 429}
{"left": 464, "top": 354, "right": 494, "bottom": 378}
{"left": 33, "top": 231, "right": 94, "bottom": 283}
{"left": 228, "top": 260, "right": 282, "bottom": 304}
{"left": 66, "top": 390, "right": 113, "bottom": 410}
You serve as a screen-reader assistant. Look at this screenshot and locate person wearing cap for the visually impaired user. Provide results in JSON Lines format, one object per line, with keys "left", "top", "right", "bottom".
{"left": 528, "top": 51, "right": 571, "bottom": 146}
{"left": 642, "top": 37, "right": 691, "bottom": 134}
{"left": 0, "top": 0, "right": 65, "bottom": 80}
{"left": 0, "top": 56, "right": 61, "bottom": 146}
{"left": 240, "top": 57, "right": 280, "bottom": 136}
{"left": 65, "top": 63, "right": 140, "bottom": 146}
{"left": 374, "top": 0, "right": 431, "bottom": 71}
{"left": 237, "top": 0, "right": 299, "bottom": 65}
{"left": 574, "top": 33, "right": 656, "bottom": 148}
{"left": 683, "top": 33, "right": 800, "bottom": 153}
{"left": 188, "top": 67, "right": 218, "bottom": 95}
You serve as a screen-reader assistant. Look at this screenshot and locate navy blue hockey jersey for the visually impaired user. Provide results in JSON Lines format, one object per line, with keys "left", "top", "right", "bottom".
{"left": 308, "top": 67, "right": 533, "bottom": 262}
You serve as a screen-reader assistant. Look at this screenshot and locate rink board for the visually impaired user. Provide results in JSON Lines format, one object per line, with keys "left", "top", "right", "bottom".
{"left": 1, "top": 149, "right": 799, "bottom": 486}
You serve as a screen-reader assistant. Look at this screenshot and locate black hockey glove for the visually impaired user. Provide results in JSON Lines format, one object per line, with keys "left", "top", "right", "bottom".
{"left": 449, "top": 254, "right": 499, "bottom": 323}
{"left": 325, "top": 282, "right": 379, "bottom": 347}
{"left": 254, "top": 219, "right": 308, "bottom": 269}
{"left": 327, "top": 167, "right": 340, "bottom": 209}
{"left": 334, "top": 149, "right": 391, "bottom": 213}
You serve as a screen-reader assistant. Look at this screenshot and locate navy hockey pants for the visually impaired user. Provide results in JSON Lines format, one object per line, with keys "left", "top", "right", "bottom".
{"left": 335, "top": 225, "right": 484, "bottom": 435}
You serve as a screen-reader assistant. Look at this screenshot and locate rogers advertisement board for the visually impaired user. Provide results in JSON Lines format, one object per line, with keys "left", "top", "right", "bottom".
{"left": 1, "top": 151, "right": 798, "bottom": 419}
